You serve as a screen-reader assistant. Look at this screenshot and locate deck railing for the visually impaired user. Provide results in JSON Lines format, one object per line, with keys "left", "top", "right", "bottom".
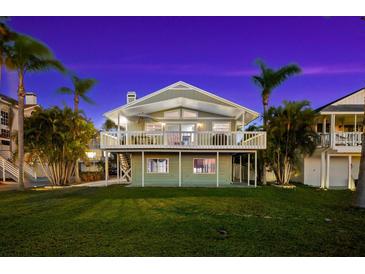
{"left": 100, "top": 131, "right": 266, "bottom": 149}
{"left": 317, "top": 132, "right": 363, "bottom": 148}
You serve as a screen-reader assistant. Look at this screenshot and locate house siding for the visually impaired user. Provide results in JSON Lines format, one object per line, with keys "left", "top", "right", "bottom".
{"left": 130, "top": 152, "right": 233, "bottom": 187}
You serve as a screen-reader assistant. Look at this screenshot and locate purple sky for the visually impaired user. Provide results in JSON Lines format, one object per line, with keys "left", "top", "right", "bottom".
{"left": 1, "top": 16, "right": 365, "bottom": 128}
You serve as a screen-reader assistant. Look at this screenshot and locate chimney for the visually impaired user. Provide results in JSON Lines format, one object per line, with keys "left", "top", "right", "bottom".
{"left": 25, "top": 92, "right": 37, "bottom": 105}
{"left": 127, "top": 91, "right": 137, "bottom": 103}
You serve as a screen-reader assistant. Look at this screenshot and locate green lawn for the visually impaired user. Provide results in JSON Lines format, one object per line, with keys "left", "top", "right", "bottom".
{"left": 0, "top": 185, "right": 364, "bottom": 256}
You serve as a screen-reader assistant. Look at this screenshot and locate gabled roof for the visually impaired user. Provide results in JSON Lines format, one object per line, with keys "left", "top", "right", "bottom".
{"left": 316, "top": 87, "right": 365, "bottom": 113}
{"left": 104, "top": 81, "right": 259, "bottom": 123}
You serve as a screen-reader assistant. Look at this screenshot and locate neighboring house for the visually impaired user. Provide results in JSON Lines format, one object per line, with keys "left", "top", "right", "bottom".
{"left": 100, "top": 81, "right": 266, "bottom": 187}
{"left": 303, "top": 87, "right": 365, "bottom": 189}
{"left": 0, "top": 92, "right": 39, "bottom": 181}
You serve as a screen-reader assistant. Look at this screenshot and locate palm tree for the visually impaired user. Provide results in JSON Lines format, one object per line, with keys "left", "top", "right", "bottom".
{"left": 57, "top": 75, "right": 97, "bottom": 112}
{"left": 0, "top": 17, "right": 16, "bottom": 81}
{"left": 57, "top": 75, "right": 96, "bottom": 183}
{"left": 4, "top": 34, "right": 64, "bottom": 190}
{"left": 252, "top": 60, "right": 301, "bottom": 184}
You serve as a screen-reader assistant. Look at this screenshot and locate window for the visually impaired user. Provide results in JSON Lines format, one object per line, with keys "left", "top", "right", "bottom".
{"left": 193, "top": 158, "right": 216, "bottom": 174}
{"left": 86, "top": 151, "right": 97, "bottom": 159}
{"left": 1, "top": 110, "right": 9, "bottom": 126}
{"left": 164, "top": 109, "right": 180, "bottom": 119}
{"left": 147, "top": 158, "right": 169, "bottom": 173}
{"left": 1, "top": 140, "right": 10, "bottom": 146}
{"left": 145, "top": 123, "right": 163, "bottom": 132}
{"left": 182, "top": 109, "right": 198, "bottom": 119}
{"left": 212, "top": 122, "right": 231, "bottom": 132}
{"left": 0, "top": 129, "right": 10, "bottom": 138}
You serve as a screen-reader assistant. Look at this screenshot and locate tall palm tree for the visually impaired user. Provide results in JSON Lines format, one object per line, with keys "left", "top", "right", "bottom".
{"left": 0, "top": 17, "right": 17, "bottom": 81}
{"left": 252, "top": 60, "right": 301, "bottom": 184}
{"left": 57, "top": 75, "right": 97, "bottom": 112}
{"left": 57, "top": 75, "right": 96, "bottom": 183}
{"left": 4, "top": 34, "right": 64, "bottom": 190}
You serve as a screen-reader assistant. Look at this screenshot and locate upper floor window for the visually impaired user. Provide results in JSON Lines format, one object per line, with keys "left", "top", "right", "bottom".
{"left": 0, "top": 129, "right": 10, "bottom": 138}
{"left": 182, "top": 109, "right": 198, "bottom": 119}
{"left": 1, "top": 110, "right": 9, "bottom": 126}
{"left": 212, "top": 122, "right": 231, "bottom": 132}
{"left": 164, "top": 109, "right": 180, "bottom": 119}
{"left": 145, "top": 123, "right": 163, "bottom": 132}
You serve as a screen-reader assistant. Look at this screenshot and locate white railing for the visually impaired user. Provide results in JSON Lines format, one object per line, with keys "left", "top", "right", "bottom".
{"left": 100, "top": 131, "right": 266, "bottom": 149}
{"left": 0, "top": 155, "right": 37, "bottom": 181}
{"left": 317, "top": 132, "right": 363, "bottom": 148}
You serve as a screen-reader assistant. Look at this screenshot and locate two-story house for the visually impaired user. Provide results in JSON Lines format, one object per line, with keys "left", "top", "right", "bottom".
{"left": 100, "top": 81, "right": 266, "bottom": 187}
{"left": 303, "top": 87, "right": 365, "bottom": 189}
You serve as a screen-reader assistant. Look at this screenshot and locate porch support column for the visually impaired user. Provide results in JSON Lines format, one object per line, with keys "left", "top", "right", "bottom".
{"left": 179, "top": 151, "right": 182, "bottom": 187}
{"left": 105, "top": 151, "right": 109, "bottom": 186}
{"left": 242, "top": 112, "right": 246, "bottom": 131}
{"left": 323, "top": 116, "right": 327, "bottom": 133}
{"left": 117, "top": 152, "right": 120, "bottom": 182}
{"left": 216, "top": 152, "right": 219, "bottom": 187}
{"left": 117, "top": 111, "right": 121, "bottom": 145}
{"left": 326, "top": 154, "right": 330, "bottom": 189}
{"left": 142, "top": 151, "right": 145, "bottom": 187}
{"left": 239, "top": 155, "right": 242, "bottom": 183}
{"left": 355, "top": 114, "right": 357, "bottom": 132}
{"left": 254, "top": 151, "right": 257, "bottom": 188}
{"left": 247, "top": 153, "right": 251, "bottom": 186}
{"left": 320, "top": 151, "right": 326, "bottom": 188}
{"left": 330, "top": 114, "right": 336, "bottom": 148}
{"left": 348, "top": 155, "right": 352, "bottom": 190}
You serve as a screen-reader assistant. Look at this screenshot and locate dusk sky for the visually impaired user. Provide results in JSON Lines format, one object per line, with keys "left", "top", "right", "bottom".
{"left": 1, "top": 16, "right": 365, "bottom": 128}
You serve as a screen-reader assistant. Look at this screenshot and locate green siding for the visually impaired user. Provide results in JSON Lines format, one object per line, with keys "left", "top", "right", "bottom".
{"left": 130, "top": 152, "right": 233, "bottom": 187}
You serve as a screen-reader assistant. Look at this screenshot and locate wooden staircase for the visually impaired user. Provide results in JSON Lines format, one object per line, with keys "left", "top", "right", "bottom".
{"left": 118, "top": 153, "right": 132, "bottom": 182}
{"left": 0, "top": 155, "right": 37, "bottom": 182}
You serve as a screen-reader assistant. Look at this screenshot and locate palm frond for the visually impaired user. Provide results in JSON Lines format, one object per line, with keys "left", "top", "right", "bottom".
{"left": 57, "top": 87, "right": 74, "bottom": 95}
{"left": 80, "top": 94, "right": 95, "bottom": 105}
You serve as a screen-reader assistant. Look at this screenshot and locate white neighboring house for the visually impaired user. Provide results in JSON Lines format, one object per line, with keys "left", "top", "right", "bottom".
{"left": 303, "top": 87, "right": 365, "bottom": 189}
{"left": 0, "top": 92, "right": 39, "bottom": 181}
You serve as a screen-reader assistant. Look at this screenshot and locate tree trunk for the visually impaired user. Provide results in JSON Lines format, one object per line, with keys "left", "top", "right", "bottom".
{"left": 354, "top": 98, "right": 365, "bottom": 207}
{"left": 262, "top": 96, "right": 269, "bottom": 185}
{"left": 17, "top": 71, "right": 25, "bottom": 190}
{"left": 73, "top": 94, "right": 80, "bottom": 183}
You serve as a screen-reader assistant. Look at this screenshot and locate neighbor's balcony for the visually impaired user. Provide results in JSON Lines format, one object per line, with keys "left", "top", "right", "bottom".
{"left": 100, "top": 131, "right": 266, "bottom": 150}
{"left": 317, "top": 132, "right": 363, "bottom": 152}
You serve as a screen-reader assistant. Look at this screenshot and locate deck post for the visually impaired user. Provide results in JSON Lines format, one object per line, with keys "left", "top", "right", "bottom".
{"left": 355, "top": 114, "right": 357, "bottom": 132}
{"left": 142, "top": 151, "right": 145, "bottom": 187}
{"left": 216, "top": 152, "right": 219, "bottom": 187}
{"left": 179, "top": 151, "right": 182, "bottom": 187}
{"left": 247, "top": 153, "right": 250, "bottom": 186}
{"left": 105, "top": 151, "right": 109, "bottom": 186}
{"left": 239, "top": 154, "right": 242, "bottom": 183}
{"left": 326, "top": 154, "right": 330, "bottom": 188}
{"left": 117, "top": 153, "right": 120, "bottom": 182}
{"left": 348, "top": 155, "right": 352, "bottom": 190}
{"left": 254, "top": 151, "right": 257, "bottom": 188}
{"left": 330, "top": 114, "right": 335, "bottom": 148}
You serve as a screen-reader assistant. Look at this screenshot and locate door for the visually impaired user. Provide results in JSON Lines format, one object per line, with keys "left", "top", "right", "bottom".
{"left": 181, "top": 124, "right": 196, "bottom": 145}
{"left": 165, "top": 124, "right": 180, "bottom": 145}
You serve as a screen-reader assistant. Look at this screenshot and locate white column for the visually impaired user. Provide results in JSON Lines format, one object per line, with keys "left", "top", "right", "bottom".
{"left": 247, "top": 153, "right": 251, "bottom": 186}
{"left": 330, "top": 114, "right": 336, "bottom": 148}
{"left": 326, "top": 154, "right": 330, "bottom": 189}
{"left": 142, "top": 151, "right": 145, "bottom": 187}
{"left": 216, "top": 152, "right": 219, "bottom": 187}
{"left": 320, "top": 152, "right": 326, "bottom": 188}
{"left": 239, "top": 155, "right": 242, "bottom": 183}
{"left": 254, "top": 151, "right": 257, "bottom": 188}
{"left": 348, "top": 155, "right": 352, "bottom": 190}
{"left": 117, "top": 112, "right": 121, "bottom": 145}
{"left": 242, "top": 112, "right": 245, "bottom": 131}
{"left": 179, "top": 151, "right": 182, "bottom": 187}
{"left": 105, "top": 152, "right": 109, "bottom": 186}
{"left": 322, "top": 117, "right": 327, "bottom": 133}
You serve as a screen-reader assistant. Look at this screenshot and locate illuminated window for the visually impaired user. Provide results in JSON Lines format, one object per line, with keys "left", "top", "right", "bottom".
{"left": 164, "top": 109, "right": 180, "bottom": 119}
{"left": 1, "top": 110, "right": 9, "bottom": 126}
{"left": 145, "top": 123, "right": 163, "bottom": 132}
{"left": 182, "top": 109, "right": 198, "bottom": 119}
{"left": 193, "top": 158, "right": 216, "bottom": 174}
{"left": 86, "top": 151, "right": 96, "bottom": 159}
{"left": 147, "top": 158, "right": 169, "bottom": 173}
{"left": 212, "top": 122, "right": 231, "bottom": 132}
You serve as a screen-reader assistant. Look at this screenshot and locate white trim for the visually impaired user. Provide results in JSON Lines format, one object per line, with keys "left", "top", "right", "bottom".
{"left": 193, "top": 158, "right": 217, "bottom": 174}
{"left": 141, "top": 151, "right": 144, "bottom": 187}
{"left": 254, "top": 151, "right": 257, "bottom": 187}
{"left": 216, "top": 152, "right": 219, "bottom": 187}
{"left": 146, "top": 158, "right": 170, "bottom": 174}
{"left": 179, "top": 151, "right": 182, "bottom": 187}
{"left": 104, "top": 81, "right": 259, "bottom": 120}
{"left": 348, "top": 155, "right": 352, "bottom": 190}
{"left": 247, "top": 153, "right": 250, "bottom": 186}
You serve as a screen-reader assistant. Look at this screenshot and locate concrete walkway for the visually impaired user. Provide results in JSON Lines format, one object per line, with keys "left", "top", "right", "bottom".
{"left": 73, "top": 179, "right": 130, "bottom": 187}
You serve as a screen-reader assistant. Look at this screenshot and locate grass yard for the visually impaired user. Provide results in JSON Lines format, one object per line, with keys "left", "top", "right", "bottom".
{"left": 0, "top": 185, "right": 364, "bottom": 256}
